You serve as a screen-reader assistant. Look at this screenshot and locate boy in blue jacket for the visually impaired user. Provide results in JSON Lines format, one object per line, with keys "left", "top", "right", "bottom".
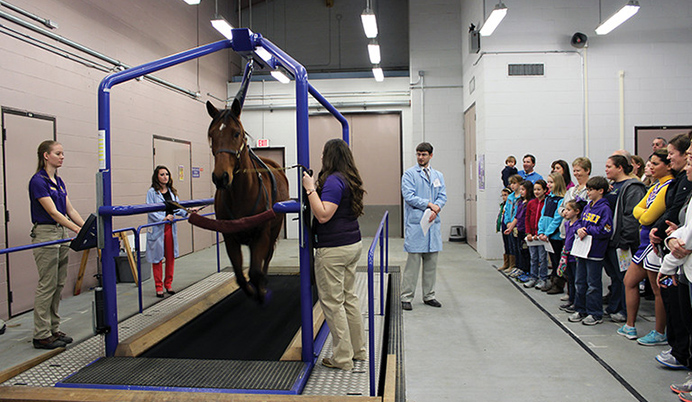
{"left": 568, "top": 176, "right": 613, "bottom": 326}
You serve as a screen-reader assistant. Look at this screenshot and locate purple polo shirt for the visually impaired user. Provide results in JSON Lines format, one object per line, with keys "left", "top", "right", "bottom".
{"left": 313, "top": 174, "right": 361, "bottom": 248}
{"left": 29, "top": 170, "right": 67, "bottom": 224}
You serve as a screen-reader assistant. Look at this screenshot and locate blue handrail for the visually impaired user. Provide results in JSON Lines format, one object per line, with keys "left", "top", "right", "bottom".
{"left": 366, "top": 211, "right": 389, "bottom": 396}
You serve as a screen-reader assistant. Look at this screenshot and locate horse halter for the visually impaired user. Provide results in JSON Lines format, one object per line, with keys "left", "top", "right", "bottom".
{"left": 213, "top": 137, "right": 247, "bottom": 160}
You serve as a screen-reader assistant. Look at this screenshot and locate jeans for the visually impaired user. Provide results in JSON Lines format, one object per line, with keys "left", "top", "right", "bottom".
{"left": 529, "top": 245, "right": 548, "bottom": 280}
{"left": 602, "top": 247, "right": 626, "bottom": 315}
{"left": 574, "top": 258, "right": 603, "bottom": 318}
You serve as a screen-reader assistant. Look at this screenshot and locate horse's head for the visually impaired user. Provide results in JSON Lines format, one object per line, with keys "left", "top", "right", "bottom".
{"left": 207, "top": 99, "right": 247, "bottom": 190}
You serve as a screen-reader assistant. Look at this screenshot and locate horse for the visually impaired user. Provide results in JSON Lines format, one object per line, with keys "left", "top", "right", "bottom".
{"left": 205, "top": 71, "right": 289, "bottom": 303}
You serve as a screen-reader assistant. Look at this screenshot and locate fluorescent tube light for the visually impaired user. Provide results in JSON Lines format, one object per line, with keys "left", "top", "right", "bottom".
{"left": 211, "top": 16, "right": 234, "bottom": 40}
{"left": 372, "top": 66, "right": 384, "bottom": 82}
{"left": 255, "top": 47, "right": 273, "bottom": 63}
{"left": 361, "top": 9, "right": 378, "bottom": 39}
{"left": 367, "top": 41, "right": 381, "bottom": 64}
{"left": 479, "top": 2, "right": 507, "bottom": 36}
{"left": 271, "top": 70, "right": 291, "bottom": 84}
{"left": 595, "top": 0, "right": 640, "bottom": 35}
{"left": 182, "top": 0, "right": 201, "bottom": 4}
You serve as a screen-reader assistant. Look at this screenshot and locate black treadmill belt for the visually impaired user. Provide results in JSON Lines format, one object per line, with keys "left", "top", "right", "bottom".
{"left": 142, "top": 274, "right": 304, "bottom": 361}
{"left": 60, "top": 357, "right": 305, "bottom": 390}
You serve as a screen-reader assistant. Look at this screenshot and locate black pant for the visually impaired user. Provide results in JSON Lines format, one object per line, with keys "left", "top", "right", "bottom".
{"left": 661, "top": 280, "right": 692, "bottom": 367}
{"left": 548, "top": 239, "right": 564, "bottom": 280}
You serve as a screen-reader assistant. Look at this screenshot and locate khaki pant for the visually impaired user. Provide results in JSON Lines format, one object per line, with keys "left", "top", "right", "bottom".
{"left": 314, "top": 241, "right": 366, "bottom": 370}
{"left": 31, "top": 224, "right": 69, "bottom": 339}
{"left": 401, "top": 252, "right": 438, "bottom": 303}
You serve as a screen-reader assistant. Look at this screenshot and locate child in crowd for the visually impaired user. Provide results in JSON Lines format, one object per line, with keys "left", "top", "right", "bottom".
{"left": 513, "top": 181, "right": 534, "bottom": 281}
{"left": 569, "top": 176, "right": 613, "bottom": 326}
{"left": 501, "top": 175, "right": 523, "bottom": 273}
{"left": 524, "top": 179, "right": 549, "bottom": 289}
{"left": 558, "top": 200, "right": 584, "bottom": 312}
{"left": 538, "top": 173, "right": 566, "bottom": 293}
{"left": 497, "top": 188, "right": 511, "bottom": 270}
{"left": 502, "top": 156, "right": 518, "bottom": 188}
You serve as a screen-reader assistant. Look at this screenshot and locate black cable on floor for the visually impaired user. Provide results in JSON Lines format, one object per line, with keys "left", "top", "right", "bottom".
{"left": 500, "top": 270, "right": 649, "bottom": 402}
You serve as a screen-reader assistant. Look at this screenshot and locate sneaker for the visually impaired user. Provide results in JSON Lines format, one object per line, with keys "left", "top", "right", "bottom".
{"left": 523, "top": 279, "right": 537, "bottom": 288}
{"left": 509, "top": 268, "right": 522, "bottom": 278}
{"left": 657, "top": 353, "right": 687, "bottom": 370}
{"left": 671, "top": 374, "right": 692, "bottom": 394}
{"left": 559, "top": 302, "right": 573, "bottom": 311}
{"left": 617, "top": 324, "right": 638, "bottom": 339}
{"left": 609, "top": 312, "right": 627, "bottom": 323}
{"left": 582, "top": 315, "right": 603, "bottom": 326}
{"left": 540, "top": 280, "right": 553, "bottom": 291}
{"left": 52, "top": 331, "right": 73, "bottom": 344}
{"left": 401, "top": 301, "right": 412, "bottom": 311}
{"left": 518, "top": 274, "right": 530, "bottom": 283}
{"left": 563, "top": 304, "right": 576, "bottom": 313}
{"left": 660, "top": 348, "right": 673, "bottom": 358}
{"left": 534, "top": 279, "right": 546, "bottom": 289}
{"left": 680, "top": 392, "right": 692, "bottom": 402}
{"left": 568, "top": 312, "right": 587, "bottom": 322}
{"left": 33, "top": 336, "right": 66, "bottom": 350}
{"left": 637, "top": 330, "right": 668, "bottom": 346}
{"left": 560, "top": 294, "right": 570, "bottom": 301}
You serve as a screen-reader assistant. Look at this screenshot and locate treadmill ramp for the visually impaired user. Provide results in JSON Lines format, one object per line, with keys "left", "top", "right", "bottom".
{"left": 59, "top": 357, "right": 307, "bottom": 391}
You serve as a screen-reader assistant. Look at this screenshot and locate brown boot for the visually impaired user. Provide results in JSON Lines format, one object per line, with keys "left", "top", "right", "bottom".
{"left": 498, "top": 254, "right": 510, "bottom": 270}
{"left": 547, "top": 277, "right": 566, "bottom": 294}
{"left": 503, "top": 255, "right": 517, "bottom": 273}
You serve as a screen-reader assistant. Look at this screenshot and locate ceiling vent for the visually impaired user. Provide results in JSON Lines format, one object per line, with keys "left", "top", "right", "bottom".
{"left": 508, "top": 64, "right": 544, "bottom": 76}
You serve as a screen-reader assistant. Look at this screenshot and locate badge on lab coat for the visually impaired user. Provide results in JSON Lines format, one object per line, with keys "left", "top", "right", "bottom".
{"left": 433, "top": 178, "right": 441, "bottom": 187}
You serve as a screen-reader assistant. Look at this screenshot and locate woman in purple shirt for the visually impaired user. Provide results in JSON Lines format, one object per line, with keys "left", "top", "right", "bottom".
{"left": 302, "top": 139, "right": 366, "bottom": 371}
{"left": 28, "top": 140, "right": 84, "bottom": 349}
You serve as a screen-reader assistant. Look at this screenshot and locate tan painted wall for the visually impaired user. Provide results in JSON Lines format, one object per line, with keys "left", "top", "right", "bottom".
{"left": 0, "top": 0, "right": 236, "bottom": 318}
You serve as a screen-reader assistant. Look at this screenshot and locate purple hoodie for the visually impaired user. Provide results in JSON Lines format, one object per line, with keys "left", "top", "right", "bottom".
{"left": 576, "top": 198, "right": 613, "bottom": 260}
{"left": 516, "top": 200, "right": 527, "bottom": 232}
{"left": 563, "top": 219, "right": 580, "bottom": 263}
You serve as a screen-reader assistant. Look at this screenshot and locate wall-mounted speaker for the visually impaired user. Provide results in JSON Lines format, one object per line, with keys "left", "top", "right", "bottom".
{"left": 571, "top": 32, "right": 588, "bottom": 49}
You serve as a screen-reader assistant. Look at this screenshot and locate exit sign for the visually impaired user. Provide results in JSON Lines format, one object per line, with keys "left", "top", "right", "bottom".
{"left": 256, "top": 138, "right": 269, "bottom": 147}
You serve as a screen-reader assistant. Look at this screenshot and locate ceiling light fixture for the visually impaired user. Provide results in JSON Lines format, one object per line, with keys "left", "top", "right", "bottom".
{"left": 372, "top": 66, "right": 384, "bottom": 82}
{"left": 595, "top": 0, "right": 640, "bottom": 35}
{"left": 182, "top": 0, "right": 201, "bottom": 4}
{"left": 361, "top": 7, "right": 378, "bottom": 38}
{"left": 367, "top": 40, "right": 381, "bottom": 64}
{"left": 211, "top": 16, "right": 233, "bottom": 40}
{"left": 271, "top": 70, "right": 291, "bottom": 84}
{"left": 255, "top": 47, "right": 273, "bottom": 63}
{"left": 479, "top": 1, "right": 507, "bottom": 37}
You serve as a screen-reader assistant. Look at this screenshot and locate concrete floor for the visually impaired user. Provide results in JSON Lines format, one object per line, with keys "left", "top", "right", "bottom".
{"left": 0, "top": 237, "right": 686, "bottom": 401}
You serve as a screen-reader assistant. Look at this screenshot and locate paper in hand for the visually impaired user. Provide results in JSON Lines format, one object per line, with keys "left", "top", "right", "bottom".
{"left": 420, "top": 209, "right": 434, "bottom": 236}
{"left": 571, "top": 235, "right": 592, "bottom": 259}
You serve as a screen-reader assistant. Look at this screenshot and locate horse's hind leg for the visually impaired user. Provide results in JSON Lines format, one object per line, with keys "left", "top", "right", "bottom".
{"left": 224, "top": 236, "right": 254, "bottom": 298}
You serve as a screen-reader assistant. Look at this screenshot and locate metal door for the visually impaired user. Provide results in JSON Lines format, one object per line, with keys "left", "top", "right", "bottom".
{"left": 464, "top": 104, "right": 477, "bottom": 250}
{"left": 153, "top": 137, "right": 193, "bottom": 256}
{"left": 309, "top": 113, "right": 402, "bottom": 237}
{"left": 2, "top": 109, "right": 56, "bottom": 317}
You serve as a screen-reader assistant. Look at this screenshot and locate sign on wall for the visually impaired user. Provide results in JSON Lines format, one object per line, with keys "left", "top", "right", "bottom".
{"left": 478, "top": 154, "right": 485, "bottom": 190}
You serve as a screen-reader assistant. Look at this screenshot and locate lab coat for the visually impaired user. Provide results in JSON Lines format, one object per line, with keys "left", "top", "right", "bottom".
{"left": 402, "top": 165, "right": 447, "bottom": 253}
{"left": 145, "top": 187, "right": 187, "bottom": 264}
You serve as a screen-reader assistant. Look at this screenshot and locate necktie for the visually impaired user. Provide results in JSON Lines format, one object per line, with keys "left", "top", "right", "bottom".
{"left": 424, "top": 168, "right": 430, "bottom": 181}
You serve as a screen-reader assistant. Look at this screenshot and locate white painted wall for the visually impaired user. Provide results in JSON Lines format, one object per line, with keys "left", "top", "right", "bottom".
{"left": 461, "top": 0, "right": 692, "bottom": 259}
{"left": 409, "top": 0, "right": 465, "bottom": 245}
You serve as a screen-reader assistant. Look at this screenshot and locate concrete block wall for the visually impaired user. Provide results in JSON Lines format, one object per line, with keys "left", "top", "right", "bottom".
{"left": 461, "top": 0, "right": 692, "bottom": 259}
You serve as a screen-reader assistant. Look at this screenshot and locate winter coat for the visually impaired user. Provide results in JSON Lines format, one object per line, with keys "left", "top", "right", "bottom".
{"left": 525, "top": 197, "right": 545, "bottom": 236}
{"left": 537, "top": 193, "right": 564, "bottom": 240}
{"left": 609, "top": 178, "right": 646, "bottom": 250}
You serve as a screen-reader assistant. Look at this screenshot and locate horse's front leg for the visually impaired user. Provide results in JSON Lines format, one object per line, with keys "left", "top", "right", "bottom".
{"left": 224, "top": 235, "right": 254, "bottom": 298}
{"left": 249, "top": 232, "right": 272, "bottom": 303}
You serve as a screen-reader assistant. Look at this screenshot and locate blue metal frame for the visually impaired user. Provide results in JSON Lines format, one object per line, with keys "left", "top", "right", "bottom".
{"left": 93, "top": 28, "right": 396, "bottom": 395}
{"left": 367, "top": 211, "right": 389, "bottom": 396}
